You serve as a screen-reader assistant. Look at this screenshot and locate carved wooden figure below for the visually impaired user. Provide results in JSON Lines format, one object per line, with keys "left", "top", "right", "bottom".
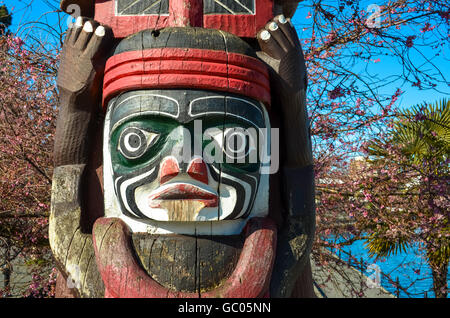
{"left": 50, "top": 0, "right": 315, "bottom": 298}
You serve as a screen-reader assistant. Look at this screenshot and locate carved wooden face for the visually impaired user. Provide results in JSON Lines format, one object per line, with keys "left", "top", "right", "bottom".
{"left": 103, "top": 89, "right": 270, "bottom": 235}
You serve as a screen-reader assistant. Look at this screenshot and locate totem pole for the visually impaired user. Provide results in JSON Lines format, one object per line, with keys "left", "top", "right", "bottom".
{"left": 50, "top": 0, "right": 315, "bottom": 298}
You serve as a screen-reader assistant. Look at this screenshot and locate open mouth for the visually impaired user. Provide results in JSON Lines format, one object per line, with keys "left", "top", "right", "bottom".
{"left": 148, "top": 183, "right": 219, "bottom": 208}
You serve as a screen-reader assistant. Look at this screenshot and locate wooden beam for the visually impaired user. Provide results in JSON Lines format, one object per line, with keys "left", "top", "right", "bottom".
{"left": 169, "top": 0, "right": 203, "bottom": 27}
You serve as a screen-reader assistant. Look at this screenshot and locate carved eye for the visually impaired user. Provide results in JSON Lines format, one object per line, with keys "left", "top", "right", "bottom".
{"left": 224, "top": 128, "right": 253, "bottom": 160}
{"left": 118, "top": 127, "right": 159, "bottom": 160}
{"left": 209, "top": 127, "right": 256, "bottom": 161}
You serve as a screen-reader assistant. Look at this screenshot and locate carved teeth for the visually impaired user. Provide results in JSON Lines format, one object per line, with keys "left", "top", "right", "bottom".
{"left": 268, "top": 22, "right": 279, "bottom": 31}
{"left": 83, "top": 21, "right": 93, "bottom": 33}
{"left": 260, "top": 30, "right": 271, "bottom": 41}
{"left": 278, "top": 15, "right": 287, "bottom": 24}
{"left": 95, "top": 25, "right": 106, "bottom": 37}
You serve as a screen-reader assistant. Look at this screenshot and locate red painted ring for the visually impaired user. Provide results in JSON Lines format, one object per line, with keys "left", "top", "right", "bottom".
{"left": 102, "top": 48, "right": 271, "bottom": 108}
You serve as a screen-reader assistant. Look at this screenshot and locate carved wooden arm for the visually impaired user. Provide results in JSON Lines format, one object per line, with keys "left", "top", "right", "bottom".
{"left": 257, "top": 15, "right": 316, "bottom": 297}
{"left": 50, "top": 18, "right": 113, "bottom": 297}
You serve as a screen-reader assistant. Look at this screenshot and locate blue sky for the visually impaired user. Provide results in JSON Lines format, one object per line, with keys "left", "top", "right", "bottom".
{"left": 2, "top": 0, "right": 448, "bottom": 110}
{"left": 2, "top": 0, "right": 61, "bottom": 32}
{"left": 291, "top": 2, "right": 449, "bottom": 110}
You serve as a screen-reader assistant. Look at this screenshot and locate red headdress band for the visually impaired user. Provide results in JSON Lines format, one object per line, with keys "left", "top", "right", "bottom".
{"left": 102, "top": 48, "right": 271, "bottom": 108}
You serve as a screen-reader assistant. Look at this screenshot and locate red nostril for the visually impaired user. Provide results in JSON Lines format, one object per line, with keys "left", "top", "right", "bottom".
{"left": 187, "top": 158, "right": 209, "bottom": 184}
{"left": 160, "top": 157, "right": 180, "bottom": 184}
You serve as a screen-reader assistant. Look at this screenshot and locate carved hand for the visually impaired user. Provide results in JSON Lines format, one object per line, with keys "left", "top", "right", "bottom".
{"left": 257, "top": 15, "right": 307, "bottom": 94}
{"left": 57, "top": 17, "right": 112, "bottom": 107}
{"left": 54, "top": 17, "right": 113, "bottom": 166}
{"left": 257, "top": 15, "right": 312, "bottom": 168}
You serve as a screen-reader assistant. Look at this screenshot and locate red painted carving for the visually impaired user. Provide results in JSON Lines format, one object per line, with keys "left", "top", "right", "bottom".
{"left": 187, "top": 158, "right": 209, "bottom": 184}
{"left": 93, "top": 217, "right": 277, "bottom": 298}
{"left": 169, "top": 0, "right": 203, "bottom": 27}
{"left": 102, "top": 48, "right": 271, "bottom": 107}
{"left": 148, "top": 184, "right": 219, "bottom": 208}
{"left": 160, "top": 157, "right": 180, "bottom": 184}
{"left": 203, "top": 0, "right": 273, "bottom": 38}
{"left": 94, "top": 0, "right": 274, "bottom": 38}
{"left": 94, "top": 0, "right": 170, "bottom": 38}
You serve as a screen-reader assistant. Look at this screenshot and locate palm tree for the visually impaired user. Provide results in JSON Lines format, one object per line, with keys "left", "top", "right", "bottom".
{"left": 364, "top": 99, "right": 449, "bottom": 298}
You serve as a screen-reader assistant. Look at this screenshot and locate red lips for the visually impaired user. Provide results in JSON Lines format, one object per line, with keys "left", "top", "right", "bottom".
{"left": 148, "top": 184, "right": 218, "bottom": 208}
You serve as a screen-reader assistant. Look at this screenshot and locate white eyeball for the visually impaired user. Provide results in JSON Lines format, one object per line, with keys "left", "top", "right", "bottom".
{"left": 118, "top": 127, "right": 159, "bottom": 160}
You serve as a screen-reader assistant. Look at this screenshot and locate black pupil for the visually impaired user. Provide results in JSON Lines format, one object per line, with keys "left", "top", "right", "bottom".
{"left": 129, "top": 134, "right": 141, "bottom": 147}
{"left": 232, "top": 135, "right": 239, "bottom": 152}
{"left": 229, "top": 134, "right": 249, "bottom": 153}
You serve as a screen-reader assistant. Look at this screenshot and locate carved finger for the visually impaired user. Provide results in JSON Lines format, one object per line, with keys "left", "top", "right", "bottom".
{"left": 265, "top": 21, "right": 291, "bottom": 53}
{"left": 64, "top": 23, "right": 74, "bottom": 47}
{"left": 257, "top": 29, "right": 284, "bottom": 60}
{"left": 84, "top": 24, "right": 113, "bottom": 60}
{"left": 70, "top": 16, "right": 88, "bottom": 46}
{"left": 274, "top": 15, "right": 300, "bottom": 48}
{"left": 74, "top": 20, "right": 98, "bottom": 51}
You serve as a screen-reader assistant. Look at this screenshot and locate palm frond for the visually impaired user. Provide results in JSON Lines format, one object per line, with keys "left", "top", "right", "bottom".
{"left": 394, "top": 98, "right": 449, "bottom": 164}
{"left": 364, "top": 232, "right": 410, "bottom": 259}
{"left": 362, "top": 99, "right": 449, "bottom": 260}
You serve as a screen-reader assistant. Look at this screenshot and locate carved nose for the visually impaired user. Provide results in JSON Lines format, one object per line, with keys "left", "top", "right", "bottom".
{"left": 160, "top": 157, "right": 180, "bottom": 184}
{"left": 187, "top": 158, "right": 209, "bottom": 185}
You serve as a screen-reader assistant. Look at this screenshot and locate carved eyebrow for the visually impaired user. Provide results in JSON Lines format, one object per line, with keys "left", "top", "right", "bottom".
{"left": 226, "top": 97, "right": 265, "bottom": 127}
{"left": 189, "top": 96, "right": 265, "bottom": 128}
{"left": 189, "top": 96, "right": 226, "bottom": 116}
{"left": 110, "top": 93, "right": 180, "bottom": 131}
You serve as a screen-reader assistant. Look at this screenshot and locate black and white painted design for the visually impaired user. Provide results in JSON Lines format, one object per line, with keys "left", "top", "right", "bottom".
{"left": 204, "top": 0, "right": 255, "bottom": 15}
{"left": 115, "top": 0, "right": 255, "bottom": 16}
{"left": 118, "top": 127, "right": 160, "bottom": 160}
{"left": 103, "top": 89, "right": 270, "bottom": 234}
{"left": 115, "top": 0, "right": 169, "bottom": 16}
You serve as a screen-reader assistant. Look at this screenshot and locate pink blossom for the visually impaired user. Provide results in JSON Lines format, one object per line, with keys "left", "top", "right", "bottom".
{"left": 406, "top": 35, "right": 417, "bottom": 48}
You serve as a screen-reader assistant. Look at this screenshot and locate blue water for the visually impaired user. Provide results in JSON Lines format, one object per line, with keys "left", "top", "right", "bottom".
{"left": 327, "top": 238, "right": 450, "bottom": 298}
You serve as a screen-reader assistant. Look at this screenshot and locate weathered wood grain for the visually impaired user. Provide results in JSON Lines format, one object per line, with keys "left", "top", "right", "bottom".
{"left": 131, "top": 233, "right": 243, "bottom": 293}
{"left": 93, "top": 217, "right": 276, "bottom": 297}
{"left": 49, "top": 165, "right": 105, "bottom": 298}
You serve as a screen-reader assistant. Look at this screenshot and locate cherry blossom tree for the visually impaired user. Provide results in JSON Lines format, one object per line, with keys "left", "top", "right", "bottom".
{"left": 298, "top": 0, "right": 449, "bottom": 297}
{"left": 0, "top": 20, "right": 58, "bottom": 297}
{"left": 354, "top": 99, "right": 449, "bottom": 298}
